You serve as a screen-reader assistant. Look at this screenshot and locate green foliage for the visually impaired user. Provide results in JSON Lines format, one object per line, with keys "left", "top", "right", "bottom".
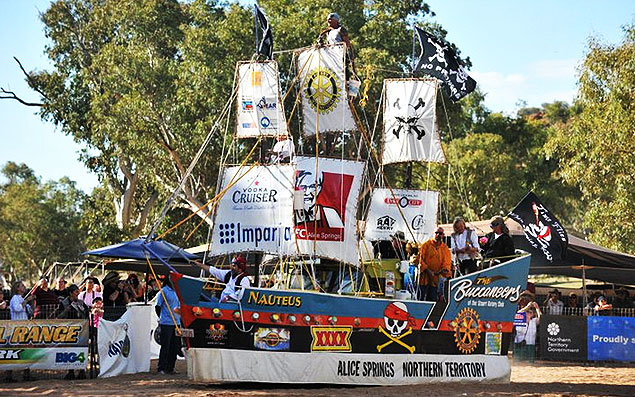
{"left": 545, "top": 23, "right": 635, "bottom": 254}
{"left": 0, "top": 163, "right": 86, "bottom": 280}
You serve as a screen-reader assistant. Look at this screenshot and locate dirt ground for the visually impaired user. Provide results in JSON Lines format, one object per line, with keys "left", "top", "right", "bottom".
{"left": 2, "top": 359, "right": 634, "bottom": 396}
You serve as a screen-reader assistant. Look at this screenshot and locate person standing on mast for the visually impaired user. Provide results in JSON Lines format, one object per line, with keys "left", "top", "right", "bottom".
{"left": 318, "top": 12, "right": 356, "bottom": 76}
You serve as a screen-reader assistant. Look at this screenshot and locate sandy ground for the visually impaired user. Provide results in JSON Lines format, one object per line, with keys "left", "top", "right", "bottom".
{"left": 2, "top": 359, "right": 634, "bottom": 396}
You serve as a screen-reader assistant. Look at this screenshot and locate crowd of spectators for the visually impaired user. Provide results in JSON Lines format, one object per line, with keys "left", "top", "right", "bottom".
{"left": 0, "top": 271, "right": 163, "bottom": 322}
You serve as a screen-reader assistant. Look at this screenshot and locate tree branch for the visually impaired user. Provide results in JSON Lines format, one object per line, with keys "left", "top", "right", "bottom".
{"left": 13, "top": 56, "right": 49, "bottom": 100}
{"left": 0, "top": 88, "right": 43, "bottom": 106}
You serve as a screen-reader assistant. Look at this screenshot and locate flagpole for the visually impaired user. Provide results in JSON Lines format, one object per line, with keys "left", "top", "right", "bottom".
{"left": 254, "top": 5, "right": 259, "bottom": 55}
{"left": 411, "top": 25, "right": 416, "bottom": 72}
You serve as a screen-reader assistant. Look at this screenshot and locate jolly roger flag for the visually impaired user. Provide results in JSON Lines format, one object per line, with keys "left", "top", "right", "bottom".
{"left": 413, "top": 27, "right": 476, "bottom": 102}
{"left": 255, "top": 5, "right": 273, "bottom": 59}
{"left": 508, "top": 191, "right": 568, "bottom": 262}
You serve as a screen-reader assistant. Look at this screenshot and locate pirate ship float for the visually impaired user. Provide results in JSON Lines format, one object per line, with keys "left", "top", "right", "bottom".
{"left": 162, "top": 7, "right": 530, "bottom": 385}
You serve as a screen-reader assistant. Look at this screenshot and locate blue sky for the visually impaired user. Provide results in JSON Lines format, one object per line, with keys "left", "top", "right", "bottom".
{"left": 0, "top": 1, "right": 633, "bottom": 193}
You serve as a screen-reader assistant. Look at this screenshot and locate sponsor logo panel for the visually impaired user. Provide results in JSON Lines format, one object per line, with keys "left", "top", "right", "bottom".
{"left": 311, "top": 326, "right": 352, "bottom": 352}
{"left": 254, "top": 327, "right": 290, "bottom": 351}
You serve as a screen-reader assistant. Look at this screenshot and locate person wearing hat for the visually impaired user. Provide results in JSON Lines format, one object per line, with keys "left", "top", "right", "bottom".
{"left": 415, "top": 227, "right": 452, "bottom": 301}
{"left": 514, "top": 301, "right": 541, "bottom": 362}
{"left": 195, "top": 255, "right": 252, "bottom": 302}
{"left": 102, "top": 271, "right": 135, "bottom": 307}
{"left": 318, "top": 12, "right": 356, "bottom": 77}
{"left": 480, "top": 216, "right": 515, "bottom": 267}
{"left": 543, "top": 288, "right": 564, "bottom": 315}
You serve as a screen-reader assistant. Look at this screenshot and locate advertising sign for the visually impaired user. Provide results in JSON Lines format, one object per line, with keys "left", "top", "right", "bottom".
{"left": 587, "top": 316, "right": 635, "bottom": 362}
{"left": 0, "top": 319, "right": 89, "bottom": 370}
{"left": 236, "top": 61, "right": 288, "bottom": 137}
{"left": 210, "top": 165, "right": 296, "bottom": 256}
{"left": 539, "top": 315, "right": 587, "bottom": 361}
{"left": 364, "top": 188, "right": 438, "bottom": 242}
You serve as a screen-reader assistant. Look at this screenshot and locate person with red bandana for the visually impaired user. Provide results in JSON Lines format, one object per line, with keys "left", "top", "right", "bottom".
{"left": 195, "top": 255, "right": 251, "bottom": 302}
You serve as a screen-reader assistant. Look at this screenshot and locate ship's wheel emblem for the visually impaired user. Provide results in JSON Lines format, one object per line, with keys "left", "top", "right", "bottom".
{"left": 452, "top": 308, "right": 481, "bottom": 354}
{"left": 305, "top": 67, "right": 340, "bottom": 114}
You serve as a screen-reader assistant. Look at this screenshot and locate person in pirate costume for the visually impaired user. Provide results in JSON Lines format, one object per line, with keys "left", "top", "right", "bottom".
{"left": 195, "top": 255, "right": 251, "bottom": 302}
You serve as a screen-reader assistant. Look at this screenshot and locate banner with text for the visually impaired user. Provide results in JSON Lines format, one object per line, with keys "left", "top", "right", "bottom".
{"left": 0, "top": 319, "right": 89, "bottom": 370}
{"left": 539, "top": 315, "right": 587, "bottom": 361}
{"left": 587, "top": 316, "right": 635, "bottom": 362}
{"left": 210, "top": 165, "right": 296, "bottom": 256}
{"left": 187, "top": 348, "right": 510, "bottom": 384}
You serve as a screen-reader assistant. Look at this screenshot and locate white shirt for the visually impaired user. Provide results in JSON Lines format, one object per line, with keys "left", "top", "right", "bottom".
{"left": 451, "top": 229, "right": 480, "bottom": 261}
{"left": 10, "top": 295, "right": 28, "bottom": 320}
{"left": 515, "top": 315, "right": 538, "bottom": 345}
{"left": 272, "top": 138, "right": 295, "bottom": 163}
{"left": 206, "top": 266, "right": 251, "bottom": 302}
{"left": 327, "top": 27, "right": 344, "bottom": 44}
{"left": 79, "top": 290, "right": 103, "bottom": 307}
{"left": 546, "top": 299, "right": 564, "bottom": 315}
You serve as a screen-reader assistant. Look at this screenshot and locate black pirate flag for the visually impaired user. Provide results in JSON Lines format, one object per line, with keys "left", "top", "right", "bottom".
{"left": 508, "top": 192, "right": 568, "bottom": 262}
{"left": 414, "top": 27, "right": 476, "bottom": 102}
{"left": 255, "top": 5, "right": 273, "bottom": 59}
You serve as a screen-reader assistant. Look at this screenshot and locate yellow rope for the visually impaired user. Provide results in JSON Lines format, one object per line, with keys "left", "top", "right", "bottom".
{"left": 159, "top": 137, "right": 262, "bottom": 240}
{"left": 359, "top": 64, "right": 375, "bottom": 107}
{"left": 145, "top": 254, "right": 181, "bottom": 334}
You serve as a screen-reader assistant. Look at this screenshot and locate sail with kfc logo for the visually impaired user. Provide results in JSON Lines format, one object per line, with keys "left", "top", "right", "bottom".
{"left": 293, "top": 156, "right": 365, "bottom": 266}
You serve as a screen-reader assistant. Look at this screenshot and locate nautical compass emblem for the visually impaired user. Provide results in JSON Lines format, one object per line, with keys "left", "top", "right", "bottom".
{"left": 377, "top": 302, "right": 416, "bottom": 354}
{"left": 305, "top": 67, "right": 341, "bottom": 113}
{"left": 452, "top": 308, "right": 481, "bottom": 354}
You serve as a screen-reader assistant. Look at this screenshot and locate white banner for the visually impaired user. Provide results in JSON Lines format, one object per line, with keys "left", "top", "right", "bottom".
{"left": 293, "top": 157, "right": 364, "bottom": 266}
{"left": 298, "top": 45, "right": 356, "bottom": 135}
{"left": 236, "top": 61, "right": 288, "bottom": 137}
{"left": 186, "top": 348, "right": 510, "bottom": 385}
{"left": 98, "top": 304, "right": 153, "bottom": 378}
{"left": 364, "top": 188, "right": 439, "bottom": 243}
{"left": 382, "top": 79, "right": 446, "bottom": 164}
{"left": 210, "top": 165, "right": 296, "bottom": 256}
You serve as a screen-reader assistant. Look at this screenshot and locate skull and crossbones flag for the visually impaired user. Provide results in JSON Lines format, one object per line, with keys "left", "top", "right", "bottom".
{"left": 255, "top": 5, "right": 273, "bottom": 59}
{"left": 413, "top": 27, "right": 476, "bottom": 102}
{"left": 508, "top": 191, "right": 568, "bottom": 262}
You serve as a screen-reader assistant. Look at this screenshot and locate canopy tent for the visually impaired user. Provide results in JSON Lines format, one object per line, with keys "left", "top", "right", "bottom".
{"left": 439, "top": 219, "right": 635, "bottom": 285}
{"left": 82, "top": 237, "right": 201, "bottom": 275}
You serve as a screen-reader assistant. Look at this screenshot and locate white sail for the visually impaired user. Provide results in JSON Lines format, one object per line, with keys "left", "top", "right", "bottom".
{"left": 298, "top": 45, "right": 356, "bottom": 135}
{"left": 236, "top": 61, "right": 288, "bottom": 138}
{"left": 382, "top": 79, "right": 446, "bottom": 164}
{"left": 209, "top": 165, "right": 296, "bottom": 256}
{"left": 293, "top": 156, "right": 365, "bottom": 266}
{"left": 364, "top": 188, "right": 439, "bottom": 243}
